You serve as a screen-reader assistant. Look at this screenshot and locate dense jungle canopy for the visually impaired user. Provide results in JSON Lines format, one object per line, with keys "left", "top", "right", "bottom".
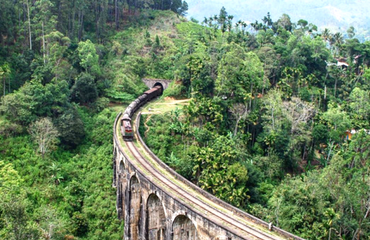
{"left": 0, "top": 0, "right": 370, "bottom": 239}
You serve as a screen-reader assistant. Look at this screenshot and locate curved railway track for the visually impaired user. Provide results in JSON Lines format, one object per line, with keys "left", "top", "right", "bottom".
{"left": 123, "top": 114, "right": 287, "bottom": 240}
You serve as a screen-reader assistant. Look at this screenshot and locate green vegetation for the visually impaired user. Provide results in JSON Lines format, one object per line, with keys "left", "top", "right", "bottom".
{"left": 141, "top": 8, "right": 370, "bottom": 240}
{"left": 0, "top": 108, "right": 122, "bottom": 239}
{"left": 0, "top": 1, "right": 188, "bottom": 239}
{"left": 1, "top": 0, "right": 370, "bottom": 239}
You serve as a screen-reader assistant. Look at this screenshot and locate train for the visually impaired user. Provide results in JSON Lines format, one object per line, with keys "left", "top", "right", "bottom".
{"left": 121, "top": 84, "right": 163, "bottom": 141}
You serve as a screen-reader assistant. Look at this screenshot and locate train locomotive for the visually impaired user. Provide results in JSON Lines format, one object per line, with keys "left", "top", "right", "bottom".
{"left": 121, "top": 85, "right": 163, "bottom": 141}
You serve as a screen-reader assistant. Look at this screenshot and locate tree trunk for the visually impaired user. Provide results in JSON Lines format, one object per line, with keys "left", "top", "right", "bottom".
{"left": 95, "top": 1, "right": 100, "bottom": 41}
{"left": 3, "top": 77, "right": 5, "bottom": 99}
{"left": 115, "top": 0, "right": 119, "bottom": 29}
{"left": 234, "top": 116, "right": 242, "bottom": 136}
{"left": 27, "top": 0, "right": 32, "bottom": 50}
{"left": 71, "top": 1, "right": 76, "bottom": 38}
{"left": 249, "top": 82, "right": 253, "bottom": 109}
{"left": 78, "top": 10, "right": 84, "bottom": 41}
{"left": 42, "top": 21, "right": 46, "bottom": 64}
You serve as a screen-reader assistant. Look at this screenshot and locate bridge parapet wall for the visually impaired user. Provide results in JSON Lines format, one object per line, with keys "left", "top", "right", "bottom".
{"left": 113, "top": 112, "right": 305, "bottom": 240}
{"left": 113, "top": 113, "right": 246, "bottom": 240}
{"left": 133, "top": 113, "right": 305, "bottom": 240}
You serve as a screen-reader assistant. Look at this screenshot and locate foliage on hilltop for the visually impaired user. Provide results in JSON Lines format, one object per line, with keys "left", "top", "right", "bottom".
{"left": 141, "top": 8, "right": 370, "bottom": 239}
{"left": 186, "top": 0, "right": 370, "bottom": 41}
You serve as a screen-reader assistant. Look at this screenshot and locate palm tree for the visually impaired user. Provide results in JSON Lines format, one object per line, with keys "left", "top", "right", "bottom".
{"left": 322, "top": 28, "right": 331, "bottom": 41}
{"left": 333, "top": 32, "right": 344, "bottom": 45}
{"left": 49, "top": 162, "right": 63, "bottom": 185}
{"left": 227, "top": 15, "right": 233, "bottom": 32}
{"left": 332, "top": 32, "right": 344, "bottom": 57}
{"left": 235, "top": 20, "right": 242, "bottom": 30}
{"left": 213, "top": 15, "right": 218, "bottom": 28}
{"left": 203, "top": 17, "right": 208, "bottom": 26}
{"left": 208, "top": 17, "right": 213, "bottom": 27}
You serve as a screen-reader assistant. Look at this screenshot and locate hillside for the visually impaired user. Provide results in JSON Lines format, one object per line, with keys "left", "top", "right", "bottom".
{"left": 1, "top": 2, "right": 370, "bottom": 239}
{"left": 0, "top": 4, "right": 189, "bottom": 239}
{"left": 186, "top": 0, "right": 370, "bottom": 41}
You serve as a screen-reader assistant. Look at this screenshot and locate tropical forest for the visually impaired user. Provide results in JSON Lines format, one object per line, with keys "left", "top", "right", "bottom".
{"left": 0, "top": 0, "right": 369, "bottom": 239}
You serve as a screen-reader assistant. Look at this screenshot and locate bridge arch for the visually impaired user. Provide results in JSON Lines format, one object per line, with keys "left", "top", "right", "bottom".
{"left": 129, "top": 175, "right": 142, "bottom": 239}
{"left": 117, "top": 159, "right": 126, "bottom": 220}
{"left": 172, "top": 214, "right": 197, "bottom": 240}
{"left": 213, "top": 236, "right": 231, "bottom": 240}
{"left": 119, "top": 159, "right": 125, "bottom": 173}
{"left": 146, "top": 193, "right": 167, "bottom": 240}
{"left": 112, "top": 148, "right": 117, "bottom": 187}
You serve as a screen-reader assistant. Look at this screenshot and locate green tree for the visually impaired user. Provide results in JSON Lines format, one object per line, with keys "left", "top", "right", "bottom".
{"left": 0, "top": 0, "right": 18, "bottom": 45}
{"left": 261, "top": 89, "right": 284, "bottom": 134}
{"left": 192, "top": 135, "right": 249, "bottom": 208}
{"left": 170, "top": 0, "right": 182, "bottom": 13}
{"left": 347, "top": 26, "right": 355, "bottom": 39}
{"left": 338, "top": 131, "right": 370, "bottom": 238}
{"left": 0, "top": 84, "right": 35, "bottom": 125}
{"left": 262, "top": 12, "right": 273, "bottom": 29}
{"left": 45, "top": 31, "right": 71, "bottom": 80}
{"left": 267, "top": 172, "right": 338, "bottom": 238}
{"left": 77, "top": 39, "right": 101, "bottom": 76}
{"left": 277, "top": 14, "right": 292, "bottom": 32}
{"left": 259, "top": 89, "right": 316, "bottom": 169}
{"left": 71, "top": 73, "right": 98, "bottom": 104}
{"left": 331, "top": 32, "right": 344, "bottom": 57}
{"left": 178, "top": 1, "right": 188, "bottom": 16}
{"left": 322, "top": 102, "right": 352, "bottom": 143}
{"left": 31, "top": 0, "right": 61, "bottom": 65}
{"left": 0, "top": 161, "right": 40, "bottom": 239}
{"left": 216, "top": 43, "right": 264, "bottom": 105}
{"left": 0, "top": 80, "right": 71, "bottom": 124}
{"left": 256, "top": 46, "right": 280, "bottom": 90}
{"left": 0, "top": 63, "right": 11, "bottom": 100}
{"left": 54, "top": 108, "right": 85, "bottom": 148}
{"left": 349, "top": 87, "right": 370, "bottom": 126}
{"left": 297, "top": 19, "right": 308, "bottom": 29}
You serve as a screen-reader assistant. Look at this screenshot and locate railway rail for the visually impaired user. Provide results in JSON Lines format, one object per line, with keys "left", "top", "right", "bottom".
{"left": 114, "top": 84, "right": 305, "bottom": 240}
{"left": 125, "top": 130, "right": 284, "bottom": 240}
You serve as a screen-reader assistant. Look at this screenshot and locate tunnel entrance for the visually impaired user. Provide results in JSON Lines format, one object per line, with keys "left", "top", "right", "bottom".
{"left": 142, "top": 79, "right": 172, "bottom": 91}
{"left": 153, "top": 82, "right": 164, "bottom": 95}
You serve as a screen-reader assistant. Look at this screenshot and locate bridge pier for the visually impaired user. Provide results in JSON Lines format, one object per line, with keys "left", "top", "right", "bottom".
{"left": 113, "top": 144, "right": 247, "bottom": 240}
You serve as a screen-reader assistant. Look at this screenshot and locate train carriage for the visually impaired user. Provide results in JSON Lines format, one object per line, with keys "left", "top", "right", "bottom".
{"left": 121, "top": 85, "right": 163, "bottom": 141}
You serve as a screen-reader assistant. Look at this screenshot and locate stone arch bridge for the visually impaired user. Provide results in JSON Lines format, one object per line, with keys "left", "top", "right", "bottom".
{"left": 113, "top": 94, "right": 304, "bottom": 239}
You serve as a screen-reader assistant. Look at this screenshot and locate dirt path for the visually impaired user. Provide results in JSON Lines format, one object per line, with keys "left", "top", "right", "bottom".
{"left": 143, "top": 114, "right": 153, "bottom": 138}
{"left": 140, "top": 98, "right": 190, "bottom": 138}
{"left": 153, "top": 98, "right": 190, "bottom": 105}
